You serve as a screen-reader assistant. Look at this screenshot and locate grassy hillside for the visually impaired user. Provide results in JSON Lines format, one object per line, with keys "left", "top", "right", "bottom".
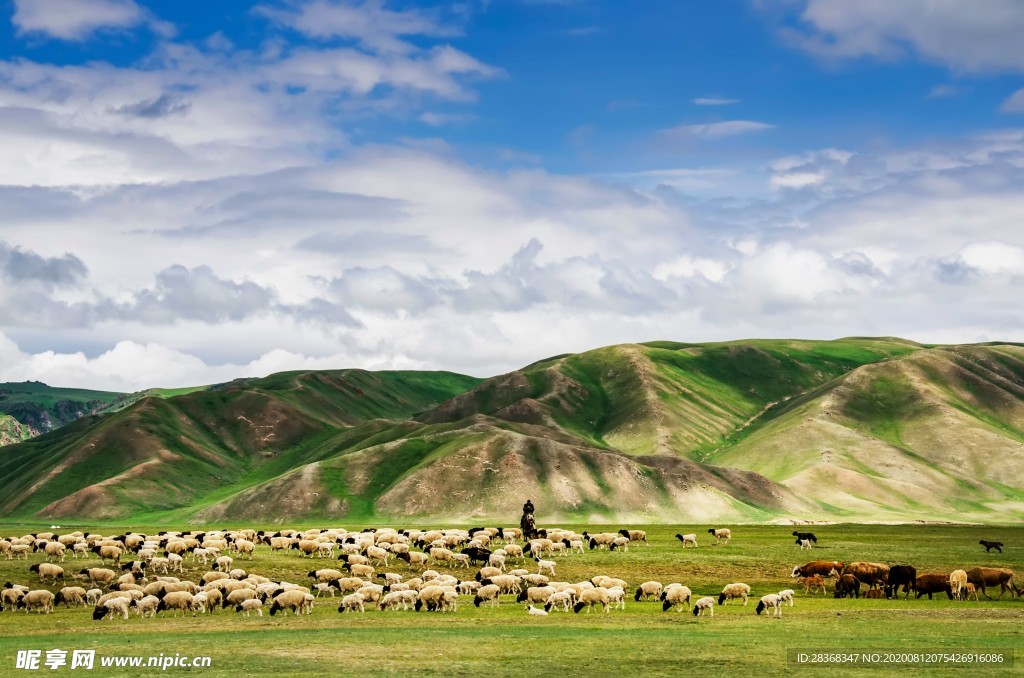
{"left": 0, "top": 381, "right": 127, "bottom": 434}
{"left": 0, "top": 370, "right": 481, "bottom": 520}
{"left": 3, "top": 338, "right": 1024, "bottom": 524}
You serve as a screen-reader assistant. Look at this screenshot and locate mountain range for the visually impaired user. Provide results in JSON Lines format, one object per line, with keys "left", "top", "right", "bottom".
{"left": 1, "top": 338, "right": 1022, "bottom": 524}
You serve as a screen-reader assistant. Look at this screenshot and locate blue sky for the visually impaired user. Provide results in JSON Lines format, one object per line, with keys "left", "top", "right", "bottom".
{"left": 0, "top": 0, "right": 1023, "bottom": 390}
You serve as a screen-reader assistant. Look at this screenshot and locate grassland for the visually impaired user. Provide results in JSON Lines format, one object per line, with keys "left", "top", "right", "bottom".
{"left": 0, "top": 523, "right": 1020, "bottom": 676}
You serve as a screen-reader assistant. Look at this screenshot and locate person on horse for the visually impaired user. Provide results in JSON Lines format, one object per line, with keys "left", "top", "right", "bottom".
{"left": 520, "top": 499, "right": 536, "bottom": 538}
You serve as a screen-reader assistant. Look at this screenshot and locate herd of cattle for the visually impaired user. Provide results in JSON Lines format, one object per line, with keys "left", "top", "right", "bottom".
{"left": 0, "top": 526, "right": 1017, "bottom": 621}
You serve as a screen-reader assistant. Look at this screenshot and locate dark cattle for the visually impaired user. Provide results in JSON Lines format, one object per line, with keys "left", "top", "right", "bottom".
{"left": 792, "top": 561, "right": 843, "bottom": 578}
{"left": 966, "top": 567, "right": 1019, "bottom": 599}
{"left": 833, "top": 574, "right": 860, "bottom": 599}
{"left": 884, "top": 565, "right": 917, "bottom": 599}
{"left": 842, "top": 562, "right": 889, "bottom": 588}
{"left": 979, "top": 540, "right": 1004, "bottom": 553}
{"left": 915, "top": 574, "right": 953, "bottom": 600}
{"left": 792, "top": 531, "right": 818, "bottom": 544}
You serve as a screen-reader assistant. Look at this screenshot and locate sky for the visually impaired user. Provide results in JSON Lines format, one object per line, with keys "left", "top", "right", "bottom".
{"left": 0, "top": 0, "right": 1023, "bottom": 391}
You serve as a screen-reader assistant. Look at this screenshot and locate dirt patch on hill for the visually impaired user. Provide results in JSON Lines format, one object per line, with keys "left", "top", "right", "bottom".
{"left": 195, "top": 463, "right": 346, "bottom": 523}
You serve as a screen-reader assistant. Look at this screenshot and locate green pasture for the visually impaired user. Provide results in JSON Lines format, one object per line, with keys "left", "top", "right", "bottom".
{"left": 0, "top": 523, "right": 1020, "bottom": 676}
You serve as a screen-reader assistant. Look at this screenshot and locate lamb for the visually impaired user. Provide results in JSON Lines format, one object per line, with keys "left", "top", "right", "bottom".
{"left": 236, "top": 599, "right": 263, "bottom": 617}
{"left": 798, "top": 539, "right": 813, "bottom": 550}
{"left": 635, "top": 581, "right": 663, "bottom": 602}
{"left": 535, "top": 558, "right": 556, "bottom": 576}
{"left": 661, "top": 584, "right": 692, "bottom": 612}
{"left": 167, "top": 554, "right": 184, "bottom": 573}
{"left": 338, "top": 592, "right": 366, "bottom": 613}
{"left": 488, "top": 553, "right": 506, "bottom": 571}
{"left": 949, "top": 570, "right": 968, "bottom": 601}
{"left": 675, "top": 533, "right": 698, "bottom": 548}
{"left": 473, "top": 584, "right": 502, "bottom": 608}
{"left": 526, "top": 604, "right": 548, "bottom": 616}
{"left": 607, "top": 586, "right": 626, "bottom": 610}
{"left": 54, "top": 586, "right": 87, "bottom": 607}
{"left": 215, "top": 555, "right": 233, "bottom": 572}
{"left": 563, "top": 539, "right": 585, "bottom": 555}
{"left": 92, "top": 597, "right": 130, "bottom": 620}
{"left": 29, "top": 563, "right": 64, "bottom": 583}
{"left": 18, "top": 590, "right": 56, "bottom": 614}
{"left": 618, "top": 529, "right": 649, "bottom": 545}
{"left": 608, "top": 537, "right": 631, "bottom": 552}
{"left": 134, "top": 595, "right": 160, "bottom": 618}
{"left": 756, "top": 593, "right": 783, "bottom": 617}
{"left": 718, "top": 582, "right": 751, "bottom": 605}
{"left": 86, "top": 588, "right": 102, "bottom": 605}
{"left": 572, "top": 586, "right": 611, "bottom": 614}
{"left": 692, "top": 596, "right": 715, "bottom": 617}
{"left": 708, "top": 528, "right": 731, "bottom": 545}
{"left": 379, "top": 590, "right": 416, "bottom": 611}
{"left": 148, "top": 557, "right": 170, "bottom": 574}
{"left": 457, "top": 581, "right": 481, "bottom": 596}
{"left": 544, "top": 591, "right": 573, "bottom": 612}
{"left": 314, "top": 583, "right": 336, "bottom": 597}
{"left": 778, "top": 589, "right": 795, "bottom": 607}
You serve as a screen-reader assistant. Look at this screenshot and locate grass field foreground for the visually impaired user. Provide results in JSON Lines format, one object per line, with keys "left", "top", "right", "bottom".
{"left": 0, "top": 523, "right": 1021, "bottom": 676}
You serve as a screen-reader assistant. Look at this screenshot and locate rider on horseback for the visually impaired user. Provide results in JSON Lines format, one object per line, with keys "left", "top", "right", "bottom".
{"left": 520, "top": 499, "right": 536, "bottom": 538}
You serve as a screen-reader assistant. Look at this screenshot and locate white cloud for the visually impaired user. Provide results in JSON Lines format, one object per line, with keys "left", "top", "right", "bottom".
{"left": 11, "top": 0, "right": 168, "bottom": 41}
{"left": 778, "top": 0, "right": 1024, "bottom": 72}
{"left": 927, "top": 84, "right": 960, "bottom": 99}
{"left": 660, "top": 120, "right": 774, "bottom": 140}
{"left": 1001, "top": 88, "right": 1024, "bottom": 113}
{"left": 693, "top": 97, "right": 740, "bottom": 106}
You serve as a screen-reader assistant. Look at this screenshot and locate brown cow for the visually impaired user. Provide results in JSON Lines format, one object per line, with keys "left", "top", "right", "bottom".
{"left": 915, "top": 573, "right": 953, "bottom": 600}
{"left": 800, "top": 575, "right": 826, "bottom": 595}
{"left": 965, "top": 567, "right": 1019, "bottom": 599}
{"left": 833, "top": 574, "right": 860, "bottom": 599}
{"left": 792, "top": 561, "right": 843, "bottom": 578}
{"left": 841, "top": 562, "right": 890, "bottom": 588}
{"left": 864, "top": 589, "right": 883, "bottom": 599}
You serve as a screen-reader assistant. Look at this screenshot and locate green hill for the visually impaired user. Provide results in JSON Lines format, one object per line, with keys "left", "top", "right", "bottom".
{"left": 0, "top": 381, "right": 127, "bottom": 434}
{"left": 2, "top": 338, "right": 1024, "bottom": 524}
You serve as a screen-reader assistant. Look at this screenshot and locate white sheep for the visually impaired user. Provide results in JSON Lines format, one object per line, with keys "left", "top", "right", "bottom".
{"left": 536, "top": 558, "right": 556, "bottom": 576}
{"left": 675, "top": 533, "right": 698, "bottom": 548}
{"left": 134, "top": 595, "right": 160, "bottom": 618}
{"left": 236, "top": 599, "right": 263, "bottom": 617}
{"left": 718, "top": 583, "right": 751, "bottom": 605}
{"left": 607, "top": 586, "right": 626, "bottom": 610}
{"left": 692, "top": 596, "right": 715, "bottom": 617}
{"left": 662, "top": 584, "right": 693, "bottom": 612}
{"left": 756, "top": 593, "right": 783, "bottom": 617}
{"left": 635, "top": 581, "right": 663, "bottom": 602}
{"left": 526, "top": 604, "right": 548, "bottom": 616}
{"left": 799, "top": 539, "right": 813, "bottom": 550}
{"left": 708, "top": 528, "right": 731, "bottom": 545}
{"left": 472, "top": 584, "right": 501, "bottom": 608}
{"left": 573, "top": 586, "right": 611, "bottom": 614}
{"left": 338, "top": 592, "right": 366, "bottom": 613}
{"left": 544, "top": 591, "right": 573, "bottom": 612}
{"left": 86, "top": 588, "right": 102, "bottom": 605}
{"left": 778, "top": 589, "right": 795, "bottom": 607}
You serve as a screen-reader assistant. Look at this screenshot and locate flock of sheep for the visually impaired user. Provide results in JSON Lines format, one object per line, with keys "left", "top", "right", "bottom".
{"left": 0, "top": 526, "right": 1016, "bottom": 623}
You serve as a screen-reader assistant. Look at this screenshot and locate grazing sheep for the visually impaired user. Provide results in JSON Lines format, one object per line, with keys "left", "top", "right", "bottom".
{"left": 950, "top": 570, "right": 968, "bottom": 601}
{"left": 535, "top": 558, "right": 556, "bottom": 576}
{"left": 86, "top": 588, "right": 102, "bottom": 605}
{"left": 379, "top": 590, "right": 414, "bottom": 611}
{"left": 80, "top": 568, "right": 117, "bottom": 589}
{"left": 635, "top": 581, "right": 663, "bottom": 602}
{"left": 692, "top": 597, "right": 715, "bottom": 617}
{"left": 607, "top": 586, "right": 626, "bottom": 610}
{"left": 517, "top": 586, "right": 556, "bottom": 605}
{"left": 338, "top": 592, "right": 366, "bottom": 613}
{"left": 708, "top": 528, "right": 731, "bottom": 545}
{"left": 309, "top": 569, "right": 345, "bottom": 584}
{"left": 44, "top": 541, "right": 67, "bottom": 562}
{"left": 269, "top": 590, "right": 311, "bottom": 616}
{"left": 544, "top": 591, "right": 573, "bottom": 612}
{"left": 414, "top": 585, "right": 452, "bottom": 612}
{"left": 134, "top": 595, "right": 160, "bottom": 618}
{"left": 979, "top": 540, "right": 1003, "bottom": 553}
{"left": 92, "top": 597, "right": 130, "bottom": 621}
{"left": 29, "top": 563, "right": 64, "bottom": 584}
{"left": 54, "top": 586, "right": 87, "bottom": 608}
{"left": 618, "top": 529, "right": 648, "bottom": 546}
{"left": 215, "top": 556, "right": 233, "bottom": 572}
{"left": 756, "top": 593, "right": 783, "bottom": 617}
{"left": 573, "top": 586, "right": 611, "bottom": 614}
{"left": 314, "top": 583, "right": 336, "bottom": 598}
{"left": 233, "top": 539, "right": 256, "bottom": 559}
{"left": 236, "top": 599, "right": 263, "bottom": 617}
{"left": 480, "top": 575, "right": 521, "bottom": 595}
{"left": 778, "top": 589, "right": 795, "bottom": 606}
{"left": 224, "top": 589, "right": 257, "bottom": 608}
{"left": 396, "top": 551, "right": 429, "bottom": 569}
{"left": 608, "top": 537, "right": 631, "bottom": 552}
{"left": 718, "top": 583, "right": 750, "bottom": 606}
{"left": 1, "top": 587, "right": 24, "bottom": 611}
{"left": 526, "top": 604, "right": 548, "bottom": 616}
{"left": 157, "top": 591, "right": 196, "bottom": 617}
{"left": 661, "top": 584, "right": 692, "bottom": 612}
{"left": 92, "top": 544, "right": 123, "bottom": 566}
{"left": 473, "top": 584, "right": 502, "bottom": 608}
{"left": 167, "top": 554, "right": 184, "bottom": 573}
{"left": 675, "top": 533, "right": 698, "bottom": 548}
{"left": 18, "top": 590, "right": 56, "bottom": 614}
